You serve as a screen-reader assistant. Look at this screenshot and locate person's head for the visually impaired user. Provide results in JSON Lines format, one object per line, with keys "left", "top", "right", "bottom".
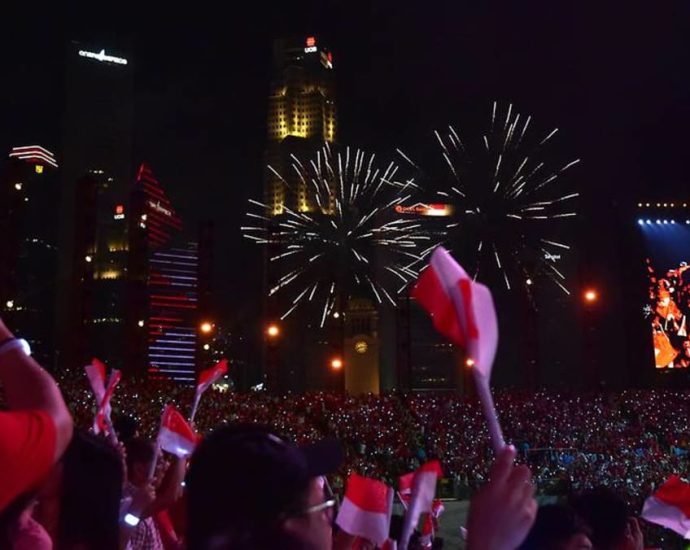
{"left": 39, "top": 430, "right": 122, "bottom": 550}
{"left": 571, "top": 488, "right": 629, "bottom": 550}
{"left": 114, "top": 414, "right": 139, "bottom": 443}
{"left": 125, "top": 438, "right": 156, "bottom": 487}
{"left": 518, "top": 504, "right": 591, "bottom": 550}
{"left": 186, "top": 424, "right": 342, "bottom": 550}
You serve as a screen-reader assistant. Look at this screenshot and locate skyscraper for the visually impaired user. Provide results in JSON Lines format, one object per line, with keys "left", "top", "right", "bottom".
{"left": 0, "top": 146, "right": 59, "bottom": 367}
{"left": 265, "top": 35, "right": 337, "bottom": 215}
{"left": 57, "top": 41, "right": 134, "bottom": 369}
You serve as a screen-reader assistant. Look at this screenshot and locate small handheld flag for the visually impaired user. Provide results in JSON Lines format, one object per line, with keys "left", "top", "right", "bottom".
{"left": 413, "top": 247, "right": 504, "bottom": 453}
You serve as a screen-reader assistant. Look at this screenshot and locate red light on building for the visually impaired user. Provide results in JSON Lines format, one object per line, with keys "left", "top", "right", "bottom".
{"left": 306, "top": 36, "right": 316, "bottom": 47}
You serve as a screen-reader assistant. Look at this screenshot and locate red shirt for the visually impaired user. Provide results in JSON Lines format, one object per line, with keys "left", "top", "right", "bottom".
{"left": 0, "top": 410, "right": 56, "bottom": 511}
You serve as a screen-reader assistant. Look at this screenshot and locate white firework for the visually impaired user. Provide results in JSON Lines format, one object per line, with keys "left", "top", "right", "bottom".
{"left": 399, "top": 101, "right": 580, "bottom": 296}
{"left": 242, "top": 144, "right": 434, "bottom": 326}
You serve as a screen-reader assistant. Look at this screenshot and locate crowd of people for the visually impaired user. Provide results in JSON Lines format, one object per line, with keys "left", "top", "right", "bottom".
{"left": 56, "top": 368, "right": 690, "bottom": 510}
{"left": 3, "top": 312, "right": 690, "bottom": 548}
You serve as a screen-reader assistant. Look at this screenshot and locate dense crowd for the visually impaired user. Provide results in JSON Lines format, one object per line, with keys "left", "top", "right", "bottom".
{"left": 57, "top": 368, "right": 690, "bottom": 510}
{"left": 6, "top": 307, "right": 690, "bottom": 549}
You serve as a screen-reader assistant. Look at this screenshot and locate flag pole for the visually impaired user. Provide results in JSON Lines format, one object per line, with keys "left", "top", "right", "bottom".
{"left": 189, "top": 390, "right": 202, "bottom": 424}
{"left": 147, "top": 409, "right": 165, "bottom": 482}
{"left": 472, "top": 370, "right": 505, "bottom": 454}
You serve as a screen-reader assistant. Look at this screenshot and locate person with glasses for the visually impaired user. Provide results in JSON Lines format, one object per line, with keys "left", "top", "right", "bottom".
{"left": 186, "top": 424, "right": 343, "bottom": 550}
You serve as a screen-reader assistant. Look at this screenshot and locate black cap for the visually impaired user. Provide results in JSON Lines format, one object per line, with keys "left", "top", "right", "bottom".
{"left": 186, "top": 424, "right": 342, "bottom": 548}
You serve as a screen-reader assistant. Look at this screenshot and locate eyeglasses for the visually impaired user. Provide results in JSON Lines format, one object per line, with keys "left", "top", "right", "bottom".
{"left": 302, "top": 498, "right": 337, "bottom": 517}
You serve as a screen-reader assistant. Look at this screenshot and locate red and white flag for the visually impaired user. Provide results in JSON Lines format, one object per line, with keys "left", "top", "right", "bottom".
{"left": 413, "top": 247, "right": 504, "bottom": 453}
{"left": 413, "top": 247, "right": 498, "bottom": 376}
{"left": 336, "top": 473, "right": 394, "bottom": 547}
{"left": 197, "top": 359, "right": 228, "bottom": 395}
{"left": 399, "top": 460, "right": 443, "bottom": 550}
{"left": 93, "top": 366, "right": 120, "bottom": 437}
{"left": 159, "top": 404, "right": 197, "bottom": 458}
{"left": 190, "top": 359, "right": 228, "bottom": 422}
{"left": 85, "top": 358, "right": 107, "bottom": 401}
{"left": 642, "top": 475, "right": 690, "bottom": 538}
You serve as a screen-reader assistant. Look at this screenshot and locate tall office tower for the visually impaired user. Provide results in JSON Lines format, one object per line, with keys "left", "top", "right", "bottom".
{"left": 129, "top": 164, "right": 206, "bottom": 383}
{"left": 262, "top": 36, "right": 338, "bottom": 392}
{"left": 0, "top": 146, "right": 59, "bottom": 367}
{"left": 69, "top": 169, "right": 132, "bottom": 371}
{"left": 265, "top": 35, "right": 336, "bottom": 215}
{"left": 58, "top": 42, "right": 134, "bottom": 369}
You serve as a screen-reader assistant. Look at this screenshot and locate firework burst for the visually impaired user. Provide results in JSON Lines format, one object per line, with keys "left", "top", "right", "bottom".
{"left": 242, "top": 144, "right": 433, "bottom": 326}
{"left": 398, "top": 101, "right": 580, "bottom": 296}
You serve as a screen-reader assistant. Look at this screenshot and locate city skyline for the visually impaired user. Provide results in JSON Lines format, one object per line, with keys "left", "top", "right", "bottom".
{"left": 2, "top": 1, "right": 690, "bottom": 387}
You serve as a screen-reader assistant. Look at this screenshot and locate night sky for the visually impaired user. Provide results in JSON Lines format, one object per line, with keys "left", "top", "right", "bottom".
{"left": 3, "top": 1, "right": 690, "bottom": 380}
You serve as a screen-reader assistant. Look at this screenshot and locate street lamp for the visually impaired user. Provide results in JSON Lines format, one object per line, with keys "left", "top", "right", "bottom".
{"left": 583, "top": 289, "right": 599, "bottom": 304}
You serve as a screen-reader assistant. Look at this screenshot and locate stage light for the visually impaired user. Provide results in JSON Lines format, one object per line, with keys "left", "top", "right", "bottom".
{"left": 646, "top": 203, "right": 650, "bottom": 207}
{"left": 266, "top": 324, "right": 280, "bottom": 338}
{"left": 200, "top": 321, "right": 214, "bottom": 334}
{"left": 664, "top": 203, "right": 668, "bottom": 207}
{"left": 672, "top": 220, "right": 676, "bottom": 224}
{"left": 657, "top": 220, "right": 661, "bottom": 224}
{"left": 637, "top": 219, "right": 644, "bottom": 225}
{"left": 647, "top": 219, "right": 652, "bottom": 224}
{"left": 672, "top": 203, "right": 676, "bottom": 207}
{"left": 526, "top": 278, "right": 533, "bottom": 285}
{"left": 663, "top": 220, "right": 669, "bottom": 224}
{"left": 638, "top": 203, "right": 642, "bottom": 207}
{"left": 330, "top": 357, "right": 343, "bottom": 370}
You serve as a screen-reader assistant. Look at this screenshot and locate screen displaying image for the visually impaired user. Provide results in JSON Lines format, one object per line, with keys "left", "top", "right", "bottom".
{"left": 642, "top": 220, "right": 690, "bottom": 369}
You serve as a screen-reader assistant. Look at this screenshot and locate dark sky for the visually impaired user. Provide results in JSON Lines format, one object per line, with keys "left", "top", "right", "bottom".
{"left": 3, "top": 1, "right": 690, "bottom": 376}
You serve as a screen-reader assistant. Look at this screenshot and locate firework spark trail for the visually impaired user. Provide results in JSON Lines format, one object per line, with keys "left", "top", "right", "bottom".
{"left": 243, "top": 144, "right": 432, "bottom": 325}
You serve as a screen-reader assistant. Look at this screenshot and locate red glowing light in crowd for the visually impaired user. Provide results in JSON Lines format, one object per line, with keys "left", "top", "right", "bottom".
{"left": 306, "top": 36, "right": 316, "bottom": 47}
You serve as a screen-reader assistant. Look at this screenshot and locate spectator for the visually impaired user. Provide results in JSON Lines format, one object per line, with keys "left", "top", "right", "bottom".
{"left": 186, "top": 424, "right": 342, "bottom": 549}
{"left": 122, "top": 439, "right": 185, "bottom": 550}
{"left": 571, "top": 488, "right": 644, "bottom": 550}
{"left": 0, "top": 316, "right": 73, "bottom": 512}
{"left": 34, "top": 430, "right": 122, "bottom": 550}
{"left": 518, "top": 504, "right": 592, "bottom": 550}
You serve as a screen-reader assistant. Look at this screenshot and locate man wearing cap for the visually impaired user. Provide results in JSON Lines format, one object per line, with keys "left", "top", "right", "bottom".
{"left": 186, "top": 424, "right": 343, "bottom": 550}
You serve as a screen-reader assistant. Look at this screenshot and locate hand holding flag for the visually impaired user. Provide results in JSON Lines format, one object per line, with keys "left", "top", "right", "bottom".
{"left": 413, "top": 246, "right": 504, "bottom": 452}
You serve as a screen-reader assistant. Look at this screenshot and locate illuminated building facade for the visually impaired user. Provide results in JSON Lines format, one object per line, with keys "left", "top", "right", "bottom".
{"left": 57, "top": 41, "right": 134, "bottom": 369}
{"left": 265, "top": 35, "right": 337, "bottom": 215}
{"left": 130, "top": 164, "right": 200, "bottom": 382}
{"left": 0, "top": 146, "right": 60, "bottom": 367}
{"left": 67, "top": 163, "right": 211, "bottom": 381}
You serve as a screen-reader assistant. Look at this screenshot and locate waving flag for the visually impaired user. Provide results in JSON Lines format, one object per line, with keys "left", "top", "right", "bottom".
{"left": 159, "top": 405, "right": 197, "bottom": 458}
{"left": 94, "top": 368, "right": 121, "bottom": 440}
{"left": 197, "top": 359, "right": 228, "bottom": 394}
{"left": 336, "top": 473, "right": 394, "bottom": 547}
{"left": 399, "top": 461, "right": 443, "bottom": 549}
{"left": 190, "top": 359, "right": 228, "bottom": 422}
{"left": 642, "top": 475, "right": 690, "bottom": 538}
{"left": 413, "top": 247, "right": 497, "bottom": 375}
{"left": 413, "top": 247, "right": 504, "bottom": 453}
